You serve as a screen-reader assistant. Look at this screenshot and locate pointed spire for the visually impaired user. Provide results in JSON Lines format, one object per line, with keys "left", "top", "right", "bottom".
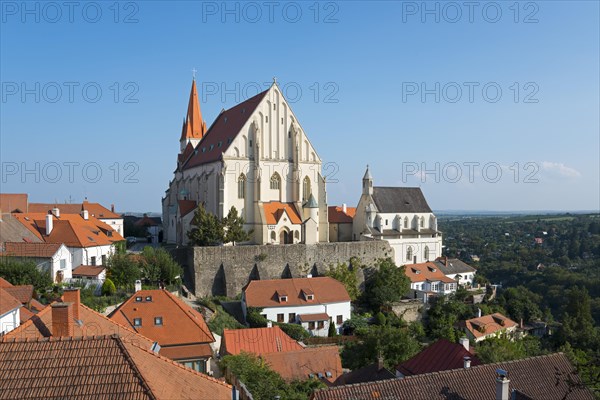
{"left": 363, "top": 164, "right": 373, "bottom": 180}
{"left": 180, "top": 79, "right": 207, "bottom": 142}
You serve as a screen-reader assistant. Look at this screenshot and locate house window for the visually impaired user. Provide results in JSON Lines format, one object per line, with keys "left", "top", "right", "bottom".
{"left": 317, "top": 321, "right": 324, "bottom": 330}
{"left": 288, "top": 313, "right": 296, "bottom": 323}
{"left": 303, "top": 176, "right": 311, "bottom": 201}
{"left": 406, "top": 246, "right": 413, "bottom": 261}
{"left": 90, "top": 256, "right": 96, "bottom": 266}
{"left": 277, "top": 313, "right": 284, "bottom": 323}
{"left": 270, "top": 173, "right": 281, "bottom": 190}
{"left": 238, "top": 174, "right": 246, "bottom": 199}
{"left": 133, "top": 318, "right": 142, "bottom": 327}
{"left": 424, "top": 246, "right": 430, "bottom": 261}
{"left": 431, "top": 283, "right": 439, "bottom": 292}
{"left": 306, "top": 294, "right": 314, "bottom": 301}
{"left": 60, "top": 259, "right": 66, "bottom": 270}
{"left": 101, "top": 255, "right": 107, "bottom": 265}
{"left": 420, "top": 217, "right": 424, "bottom": 228}
{"left": 308, "top": 321, "right": 315, "bottom": 330}
{"left": 154, "top": 317, "right": 163, "bottom": 326}
{"left": 183, "top": 360, "right": 206, "bottom": 373}
{"left": 404, "top": 217, "right": 408, "bottom": 229}
{"left": 336, "top": 315, "right": 343, "bottom": 325}
{"left": 145, "top": 296, "right": 152, "bottom": 302}
{"left": 279, "top": 296, "right": 288, "bottom": 302}
{"left": 135, "top": 296, "right": 142, "bottom": 302}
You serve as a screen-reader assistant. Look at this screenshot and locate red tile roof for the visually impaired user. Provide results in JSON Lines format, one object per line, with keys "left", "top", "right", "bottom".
{"left": 3, "top": 301, "right": 153, "bottom": 348}
{"left": 184, "top": 89, "right": 269, "bottom": 169}
{"left": 28, "top": 200, "right": 121, "bottom": 219}
{"left": 328, "top": 206, "right": 356, "bottom": 224}
{"left": 109, "top": 290, "right": 214, "bottom": 347}
{"left": 0, "top": 277, "right": 13, "bottom": 287}
{"left": 159, "top": 343, "right": 213, "bottom": 360}
{"left": 262, "top": 346, "right": 343, "bottom": 383}
{"left": 178, "top": 200, "right": 197, "bottom": 217}
{"left": 244, "top": 277, "right": 351, "bottom": 308}
{"left": 1, "top": 285, "right": 33, "bottom": 304}
{"left": 405, "top": 262, "right": 457, "bottom": 284}
{"left": 12, "top": 213, "right": 124, "bottom": 248}
{"left": 0, "top": 288, "right": 22, "bottom": 316}
{"left": 0, "top": 193, "right": 28, "bottom": 213}
{"left": 221, "top": 326, "right": 303, "bottom": 356}
{"left": 461, "top": 313, "right": 518, "bottom": 339}
{"left": 298, "top": 313, "right": 330, "bottom": 322}
{"left": 312, "top": 353, "right": 595, "bottom": 400}
{"left": 0, "top": 335, "right": 232, "bottom": 400}
{"left": 2, "top": 242, "right": 63, "bottom": 258}
{"left": 396, "top": 339, "right": 481, "bottom": 376}
{"left": 180, "top": 79, "right": 207, "bottom": 141}
{"left": 263, "top": 202, "right": 303, "bottom": 225}
{"left": 72, "top": 265, "right": 106, "bottom": 277}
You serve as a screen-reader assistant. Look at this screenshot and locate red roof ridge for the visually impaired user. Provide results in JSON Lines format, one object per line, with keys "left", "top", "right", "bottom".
{"left": 79, "top": 303, "right": 153, "bottom": 343}
{"left": 123, "top": 335, "right": 232, "bottom": 390}
{"left": 161, "top": 290, "right": 215, "bottom": 342}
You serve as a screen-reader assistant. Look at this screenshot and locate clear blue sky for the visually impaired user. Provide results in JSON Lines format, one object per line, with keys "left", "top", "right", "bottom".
{"left": 1, "top": 1, "right": 598, "bottom": 213}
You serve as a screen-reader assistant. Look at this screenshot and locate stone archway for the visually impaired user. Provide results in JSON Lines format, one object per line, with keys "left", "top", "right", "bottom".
{"left": 279, "top": 228, "right": 292, "bottom": 244}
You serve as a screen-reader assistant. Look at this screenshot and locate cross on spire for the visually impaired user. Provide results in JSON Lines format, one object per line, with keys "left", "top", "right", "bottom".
{"left": 273, "top": 76, "right": 277, "bottom": 84}
{"left": 192, "top": 68, "right": 197, "bottom": 80}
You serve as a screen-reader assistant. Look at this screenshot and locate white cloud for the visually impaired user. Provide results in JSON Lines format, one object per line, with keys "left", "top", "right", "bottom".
{"left": 540, "top": 161, "right": 581, "bottom": 178}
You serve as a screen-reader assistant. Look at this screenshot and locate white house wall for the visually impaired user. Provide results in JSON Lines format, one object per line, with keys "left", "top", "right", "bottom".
{"left": 0, "top": 307, "right": 20, "bottom": 335}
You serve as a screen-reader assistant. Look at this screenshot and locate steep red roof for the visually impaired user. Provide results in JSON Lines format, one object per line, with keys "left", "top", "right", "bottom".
{"left": 396, "top": 339, "right": 481, "bottom": 376}
{"left": 180, "top": 79, "right": 207, "bottom": 141}
{"left": 0, "top": 288, "right": 22, "bottom": 316}
{"left": 184, "top": 89, "right": 269, "bottom": 168}
{"left": 263, "top": 202, "right": 302, "bottom": 225}
{"left": 221, "top": 326, "right": 303, "bottom": 356}
{"left": 178, "top": 200, "right": 197, "bottom": 217}
{"left": 0, "top": 193, "right": 28, "bottom": 213}
{"left": 461, "top": 313, "right": 518, "bottom": 339}
{"left": 405, "top": 261, "right": 456, "bottom": 284}
{"left": 72, "top": 265, "right": 106, "bottom": 277}
{"left": 298, "top": 313, "right": 330, "bottom": 322}
{"left": 109, "top": 290, "right": 214, "bottom": 348}
{"left": 1, "top": 285, "right": 33, "bottom": 304}
{"left": 262, "top": 346, "right": 343, "bottom": 383}
{"left": 2, "top": 242, "right": 63, "bottom": 258}
{"left": 28, "top": 200, "right": 121, "bottom": 219}
{"left": 328, "top": 206, "right": 356, "bottom": 224}
{"left": 0, "top": 335, "right": 232, "bottom": 400}
{"left": 244, "top": 277, "right": 351, "bottom": 308}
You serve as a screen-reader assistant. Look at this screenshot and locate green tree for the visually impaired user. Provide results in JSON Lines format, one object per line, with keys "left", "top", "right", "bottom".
{"left": 101, "top": 278, "right": 117, "bottom": 296}
{"left": 223, "top": 206, "right": 251, "bottom": 245}
{"left": 341, "top": 324, "right": 420, "bottom": 370}
{"left": 187, "top": 203, "right": 224, "bottom": 246}
{"left": 140, "top": 247, "right": 182, "bottom": 284}
{"left": 475, "top": 336, "right": 543, "bottom": 363}
{"left": 499, "top": 286, "right": 543, "bottom": 324}
{"left": 325, "top": 260, "right": 360, "bottom": 301}
{"left": 0, "top": 259, "right": 52, "bottom": 291}
{"left": 328, "top": 320, "right": 337, "bottom": 337}
{"left": 106, "top": 253, "right": 141, "bottom": 287}
{"left": 365, "top": 258, "right": 411, "bottom": 309}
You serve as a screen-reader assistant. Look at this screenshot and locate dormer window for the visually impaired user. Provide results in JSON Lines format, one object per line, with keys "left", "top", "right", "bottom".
{"left": 279, "top": 295, "right": 288, "bottom": 302}
{"left": 135, "top": 296, "right": 142, "bottom": 302}
{"left": 145, "top": 296, "right": 152, "bottom": 302}
{"left": 133, "top": 318, "right": 142, "bottom": 327}
{"left": 154, "top": 317, "right": 163, "bottom": 326}
{"left": 306, "top": 294, "right": 314, "bottom": 301}
{"left": 301, "top": 288, "right": 315, "bottom": 301}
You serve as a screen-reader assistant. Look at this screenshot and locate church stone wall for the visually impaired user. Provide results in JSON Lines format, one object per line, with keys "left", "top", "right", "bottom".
{"left": 173, "top": 241, "right": 394, "bottom": 298}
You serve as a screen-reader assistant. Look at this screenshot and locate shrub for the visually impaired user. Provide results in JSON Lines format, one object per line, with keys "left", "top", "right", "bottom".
{"left": 101, "top": 278, "right": 116, "bottom": 296}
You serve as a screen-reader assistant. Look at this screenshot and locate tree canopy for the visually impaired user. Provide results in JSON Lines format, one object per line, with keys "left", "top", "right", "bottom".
{"left": 365, "top": 258, "right": 411, "bottom": 309}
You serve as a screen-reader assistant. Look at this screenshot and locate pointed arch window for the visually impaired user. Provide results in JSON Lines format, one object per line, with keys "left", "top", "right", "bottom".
{"left": 420, "top": 217, "right": 425, "bottom": 228}
{"left": 303, "top": 176, "right": 311, "bottom": 201}
{"left": 270, "top": 173, "right": 281, "bottom": 190}
{"left": 406, "top": 246, "right": 413, "bottom": 261}
{"left": 238, "top": 174, "right": 246, "bottom": 199}
{"left": 424, "top": 246, "right": 430, "bottom": 261}
{"left": 404, "top": 217, "right": 409, "bottom": 229}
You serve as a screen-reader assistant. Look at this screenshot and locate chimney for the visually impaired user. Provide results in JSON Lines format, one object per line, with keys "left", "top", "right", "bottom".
{"left": 463, "top": 356, "right": 471, "bottom": 369}
{"left": 45, "top": 212, "right": 53, "bottom": 235}
{"left": 459, "top": 337, "right": 470, "bottom": 351}
{"left": 63, "top": 288, "right": 81, "bottom": 321}
{"left": 477, "top": 308, "right": 482, "bottom": 318}
{"left": 52, "top": 207, "right": 60, "bottom": 218}
{"left": 135, "top": 280, "right": 142, "bottom": 292}
{"left": 81, "top": 209, "right": 89, "bottom": 220}
{"left": 52, "top": 302, "right": 74, "bottom": 337}
{"left": 111, "top": 204, "right": 115, "bottom": 212}
{"left": 307, "top": 274, "right": 312, "bottom": 278}
{"left": 267, "top": 320, "right": 273, "bottom": 328}
{"left": 377, "top": 354, "right": 384, "bottom": 371}
{"left": 342, "top": 203, "right": 347, "bottom": 213}
{"left": 495, "top": 369, "right": 510, "bottom": 400}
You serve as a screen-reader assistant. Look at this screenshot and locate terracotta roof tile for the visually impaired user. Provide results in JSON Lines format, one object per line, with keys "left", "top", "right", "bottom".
{"left": 0, "top": 288, "right": 22, "bottom": 316}
{"left": 262, "top": 346, "right": 342, "bottom": 383}
{"left": 1, "top": 285, "right": 33, "bottom": 304}
{"left": 0, "top": 335, "right": 232, "bottom": 400}
{"left": 244, "top": 277, "right": 351, "bottom": 308}
{"left": 461, "top": 313, "right": 518, "bottom": 339}
{"left": 221, "top": 326, "right": 303, "bottom": 356}
{"left": 72, "top": 265, "right": 106, "bottom": 277}
{"left": 0, "top": 277, "right": 12, "bottom": 287}
{"left": 405, "top": 262, "right": 457, "bottom": 284}
{"left": 0, "top": 193, "right": 28, "bottom": 213}
{"left": 328, "top": 206, "right": 356, "bottom": 224}
{"left": 334, "top": 362, "right": 396, "bottom": 386}
{"left": 298, "top": 313, "right": 330, "bottom": 322}
{"left": 263, "top": 202, "right": 303, "bottom": 225}
{"left": 2, "top": 242, "right": 63, "bottom": 258}
{"left": 312, "top": 353, "right": 595, "bottom": 400}
{"left": 396, "top": 339, "right": 481, "bottom": 376}
{"left": 109, "top": 290, "right": 214, "bottom": 347}
{"left": 28, "top": 200, "right": 121, "bottom": 219}
{"left": 159, "top": 343, "right": 213, "bottom": 360}
{"left": 178, "top": 200, "right": 197, "bottom": 217}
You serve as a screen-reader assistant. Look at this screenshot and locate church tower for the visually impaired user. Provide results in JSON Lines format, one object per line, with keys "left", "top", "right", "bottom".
{"left": 179, "top": 79, "right": 207, "bottom": 152}
{"left": 363, "top": 165, "right": 373, "bottom": 195}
